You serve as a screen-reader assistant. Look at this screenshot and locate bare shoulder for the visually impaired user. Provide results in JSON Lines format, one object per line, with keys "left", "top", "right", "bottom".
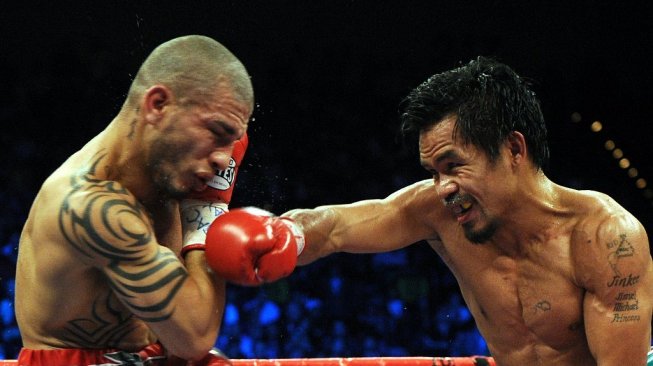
{"left": 384, "top": 179, "right": 444, "bottom": 228}
{"left": 385, "top": 179, "right": 440, "bottom": 211}
{"left": 39, "top": 166, "right": 155, "bottom": 266}
{"left": 568, "top": 189, "right": 650, "bottom": 289}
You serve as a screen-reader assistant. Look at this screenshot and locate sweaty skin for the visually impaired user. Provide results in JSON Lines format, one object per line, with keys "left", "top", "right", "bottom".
{"left": 15, "top": 80, "right": 251, "bottom": 360}
{"left": 286, "top": 117, "right": 653, "bottom": 366}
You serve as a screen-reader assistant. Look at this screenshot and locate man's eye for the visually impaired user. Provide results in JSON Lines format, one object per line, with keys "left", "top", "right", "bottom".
{"left": 211, "top": 131, "right": 229, "bottom": 144}
{"left": 447, "top": 162, "right": 460, "bottom": 171}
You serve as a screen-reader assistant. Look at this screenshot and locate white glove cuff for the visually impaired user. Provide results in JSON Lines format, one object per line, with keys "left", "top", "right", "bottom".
{"left": 180, "top": 199, "right": 228, "bottom": 246}
{"left": 280, "top": 217, "right": 306, "bottom": 256}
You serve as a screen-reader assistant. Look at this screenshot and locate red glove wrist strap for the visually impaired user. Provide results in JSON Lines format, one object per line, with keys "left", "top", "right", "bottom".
{"left": 181, "top": 243, "right": 206, "bottom": 258}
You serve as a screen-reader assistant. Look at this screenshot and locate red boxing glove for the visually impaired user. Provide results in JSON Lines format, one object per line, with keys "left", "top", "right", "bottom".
{"left": 205, "top": 207, "right": 305, "bottom": 286}
{"left": 191, "top": 133, "right": 248, "bottom": 205}
{"left": 180, "top": 134, "right": 248, "bottom": 258}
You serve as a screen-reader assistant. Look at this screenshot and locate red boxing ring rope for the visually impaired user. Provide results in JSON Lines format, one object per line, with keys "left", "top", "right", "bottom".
{"left": 231, "top": 356, "right": 496, "bottom": 365}
{"left": 0, "top": 356, "right": 496, "bottom": 366}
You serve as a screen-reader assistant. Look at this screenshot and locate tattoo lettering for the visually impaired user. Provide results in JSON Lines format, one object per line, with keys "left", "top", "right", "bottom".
{"left": 534, "top": 300, "right": 551, "bottom": 312}
{"left": 613, "top": 292, "right": 638, "bottom": 312}
{"left": 611, "top": 313, "right": 640, "bottom": 323}
{"left": 610, "top": 291, "right": 640, "bottom": 323}
{"left": 607, "top": 273, "right": 640, "bottom": 288}
{"left": 606, "top": 234, "right": 634, "bottom": 276}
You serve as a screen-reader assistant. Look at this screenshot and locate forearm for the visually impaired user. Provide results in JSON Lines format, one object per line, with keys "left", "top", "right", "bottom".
{"left": 286, "top": 198, "right": 424, "bottom": 265}
{"left": 157, "top": 251, "right": 225, "bottom": 360}
{"left": 183, "top": 250, "right": 226, "bottom": 332}
{"left": 284, "top": 207, "right": 339, "bottom": 266}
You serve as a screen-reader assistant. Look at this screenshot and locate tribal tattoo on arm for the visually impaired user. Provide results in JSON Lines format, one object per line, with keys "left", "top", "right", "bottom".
{"left": 58, "top": 156, "right": 188, "bottom": 325}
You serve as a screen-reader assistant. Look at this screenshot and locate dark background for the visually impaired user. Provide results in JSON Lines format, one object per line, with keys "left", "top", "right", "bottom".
{"left": 1, "top": 0, "right": 652, "bottom": 360}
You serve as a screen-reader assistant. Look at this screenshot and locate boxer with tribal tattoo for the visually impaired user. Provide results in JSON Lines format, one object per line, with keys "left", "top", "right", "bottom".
{"left": 15, "top": 35, "right": 253, "bottom": 365}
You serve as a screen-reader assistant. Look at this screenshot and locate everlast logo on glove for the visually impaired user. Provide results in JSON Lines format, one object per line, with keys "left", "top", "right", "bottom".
{"left": 190, "top": 133, "right": 247, "bottom": 205}
{"left": 208, "top": 158, "right": 237, "bottom": 190}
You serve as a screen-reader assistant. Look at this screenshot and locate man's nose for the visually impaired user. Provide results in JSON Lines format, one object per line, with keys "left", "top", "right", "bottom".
{"left": 435, "top": 176, "right": 458, "bottom": 202}
{"left": 209, "top": 145, "right": 234, "bottom": 172}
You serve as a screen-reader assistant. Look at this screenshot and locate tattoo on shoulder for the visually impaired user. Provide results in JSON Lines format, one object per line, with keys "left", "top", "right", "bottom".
{"left": 58, "top": 153, "right": 152, "bottom": 261}
{"left": 606, "top": 233, "right": 635, "bottom": 277}
{"left": 58, "top": 153, "right": 188, "bottom": 323}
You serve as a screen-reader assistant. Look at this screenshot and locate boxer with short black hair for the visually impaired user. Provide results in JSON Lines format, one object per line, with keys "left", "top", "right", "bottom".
{"left": 213, "top": 57, "right": 652, "bottom": 365}
{"left": 15, "top": 35, "right": 253, "bottom": 365}
{"left": 288, "top": 57, "right": 652, "bottom": 365}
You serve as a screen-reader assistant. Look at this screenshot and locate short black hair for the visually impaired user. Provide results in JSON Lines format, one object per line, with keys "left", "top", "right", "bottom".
{"left": 400, "top": 56, "right": 549, "bottom": 169}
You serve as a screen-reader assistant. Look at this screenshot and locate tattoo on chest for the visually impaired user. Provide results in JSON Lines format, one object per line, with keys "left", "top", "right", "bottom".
{"left": 62, "top": 291, "right": 136, "bottom": 348}
{"left": 534, "top": 300, "right": 551, "bottom": 313}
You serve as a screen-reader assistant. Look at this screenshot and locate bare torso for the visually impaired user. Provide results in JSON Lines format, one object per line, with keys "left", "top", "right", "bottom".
{"left": 15, "top": 147, "right": 182, "bottom": 351}
{"left": 429, "top": 231, "right": 592, "bottom": 365}
{"left": 425, "top": 188, "right": 619, "bottom": 366}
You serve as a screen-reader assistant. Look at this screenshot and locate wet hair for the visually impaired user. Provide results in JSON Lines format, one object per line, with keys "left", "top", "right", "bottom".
{"left": 125, "top": 35, "right": 253, "bottom": 110}
{"left": 400, "top": 56, "right": 549, "bottom": 169}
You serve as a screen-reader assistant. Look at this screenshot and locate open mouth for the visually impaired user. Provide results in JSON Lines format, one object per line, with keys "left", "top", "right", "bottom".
{"left": 452, "top": 200, "right": 473, "bottom": 218}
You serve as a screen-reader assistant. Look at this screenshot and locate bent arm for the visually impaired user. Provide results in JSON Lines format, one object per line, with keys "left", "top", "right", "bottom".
{"left": 580, "top": 214, "right": 652, "bottom": 365}
{"left": 284, "top": 180, "right": 440, "bottom": 265}
{"left": 60, "top": 182, "right": 224, "bottom": 360}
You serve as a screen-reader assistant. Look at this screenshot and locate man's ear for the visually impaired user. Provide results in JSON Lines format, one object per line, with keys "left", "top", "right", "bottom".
{"left": 143, "top": 85, "right": 172, "bottom": 124}
{"left": 506, "top": 131, "right": 527, "bottom": 164}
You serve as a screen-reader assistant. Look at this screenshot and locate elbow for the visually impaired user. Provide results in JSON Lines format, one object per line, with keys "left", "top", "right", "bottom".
{"left": 166, "top": 335, "right": 217, "bottom": 361}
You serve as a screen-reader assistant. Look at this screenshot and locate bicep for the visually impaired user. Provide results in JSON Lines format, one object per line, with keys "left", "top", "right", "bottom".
{"left": 582, "top": 218, "right": 652, "bottom": 365}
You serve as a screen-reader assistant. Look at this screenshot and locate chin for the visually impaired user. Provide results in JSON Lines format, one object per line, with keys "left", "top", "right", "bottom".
{"left": 166, "top": 182, "right": 194, "bottom": 200}
{"left": 462, "top": 220, "right": 499, "bottom": 244}
{"left": 155, "top": 176, "right": 191, "bottom": 200}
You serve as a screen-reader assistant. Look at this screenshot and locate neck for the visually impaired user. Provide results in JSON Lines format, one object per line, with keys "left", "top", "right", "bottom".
{"left": 92, "top": 111, "right": 161, "bottom": 205}
{"left": 488, "top": 171, "right": 567, "bottom": 254}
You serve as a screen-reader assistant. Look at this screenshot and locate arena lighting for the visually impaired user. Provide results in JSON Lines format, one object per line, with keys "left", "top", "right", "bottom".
{"left": 585, "top": 117, "right": 653, "bottom": 205}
